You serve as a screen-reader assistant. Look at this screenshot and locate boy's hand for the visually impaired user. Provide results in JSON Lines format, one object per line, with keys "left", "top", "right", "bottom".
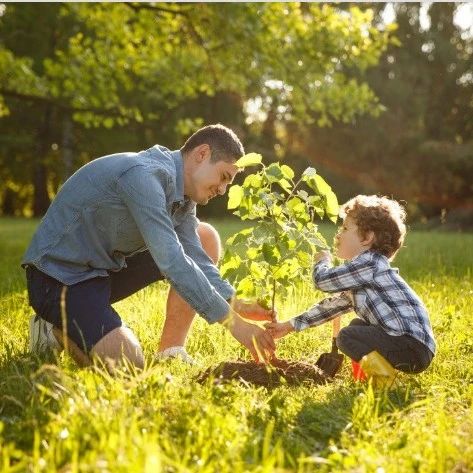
{"left": 314, "top": 250, "right": 332, "bottom": 264}
{"left": 222, "top": 312, "right": 275, "bottom": 362}
{"left": 232, "top": 298, "right": 276, "bottom": 322}
{"left": 265, "top": 321, "right": 294, "bottom": 339}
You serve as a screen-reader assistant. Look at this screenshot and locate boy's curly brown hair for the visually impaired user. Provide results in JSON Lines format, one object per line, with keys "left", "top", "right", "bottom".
{"left": 340, "top": 195, "right": 407, "bottom": 260}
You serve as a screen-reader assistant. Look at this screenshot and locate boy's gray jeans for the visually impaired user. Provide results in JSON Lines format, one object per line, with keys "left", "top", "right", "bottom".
{"left": 337, "top": 318, "right": 434, "bottom": 373}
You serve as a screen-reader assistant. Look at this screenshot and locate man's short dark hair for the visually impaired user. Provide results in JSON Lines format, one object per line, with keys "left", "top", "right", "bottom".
{"left": 181, "top": 124, "right": 245, "bottom": 163}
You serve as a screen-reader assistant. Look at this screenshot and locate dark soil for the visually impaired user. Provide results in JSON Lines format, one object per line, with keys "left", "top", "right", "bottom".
{"left": 197, "top": 358, "right": 328, "bottom": 388}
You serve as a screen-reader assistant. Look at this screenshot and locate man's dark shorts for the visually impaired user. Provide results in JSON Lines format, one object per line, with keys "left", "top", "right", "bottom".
{"left": 26, "top": 251, "right": 164, "bottom": 353}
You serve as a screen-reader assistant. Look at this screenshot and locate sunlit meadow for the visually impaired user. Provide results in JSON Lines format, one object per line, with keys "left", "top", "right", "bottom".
{"left": 0, "top": 218, "right": 472, "bottom": 472}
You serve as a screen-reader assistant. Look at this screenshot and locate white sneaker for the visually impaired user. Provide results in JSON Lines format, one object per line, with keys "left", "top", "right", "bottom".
{"left": 155, "top": 346, "right": 195, "bottom": 365}
{"left": 29, "top": 314, "right": 62, "bottom": 354}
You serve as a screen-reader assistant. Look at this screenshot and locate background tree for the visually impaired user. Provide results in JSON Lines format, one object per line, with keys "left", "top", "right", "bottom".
{"left": 4, "top": 3, "right": 471, "bottom": 226}
{"left": 291, "top": 3, "right": 472, "bottom": 225}
{"left": 0, "top": 3, "right": 390, "bottom": 216}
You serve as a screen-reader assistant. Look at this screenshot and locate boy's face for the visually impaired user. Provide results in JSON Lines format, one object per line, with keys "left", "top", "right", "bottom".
{"left": 334, "top": 216, "right": 372, "bottom": 260}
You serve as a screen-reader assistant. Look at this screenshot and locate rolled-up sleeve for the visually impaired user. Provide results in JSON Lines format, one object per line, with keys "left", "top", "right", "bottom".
{"left": 116, "top": 166, "right": 230, "bottom": 323}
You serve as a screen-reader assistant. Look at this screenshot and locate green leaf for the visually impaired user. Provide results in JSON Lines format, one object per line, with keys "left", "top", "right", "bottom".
{"left": 220, "top": 254, "right": 241, "bottom": 272}
{"left": 243, "top": 173, "right": 264, "bottom": 189}
{"left": 237, "top": 276, "right": 255, "bottom": 297}
{"left": 235, "top": 153, "right": 262, "bottom": 168}
{"left": 307, "top": 233, "right": 329, "bottom": 249}
{"left": 305, "top": 174, "right": 339, "bottom": 224}
{"left": 325, "top": 191, "right": 339, "bottom": 223}
{"left": 250, "top": 262, "right": 265, "bottom": 279}
{"left": 315, "top": 206, "right": 325, "bottom": 219}
{"left": 278, "top": 178, "right": 292, "bottom": 193}
{"left": 246, "top": 247, "right": 259, "bottom": 259}
{"left": 296, "top": 251, "right": 312, "bottom": 268}
{"left": 226, "top": 227, "right": 252, "bottom": 245}
{"left": 314, "top": 174, "right": 332, "bottom": 195}
{"left": 264, "top": 163, "right": 285, "bottom": 183}
{"left": 227, "top": 185, "right": 244, "bottom": 210}
{"left": 252, "top": 223, "right": 274, "bottom": 244}
{"left": 262, "top": 243, "right": 280, "bottom": 265}
{"left": 287, "top": 197, "right": 305, "bottom": 214}
{"left": 281, "top": 165, "right": 295, "bottom": 180}
{"left": 302, "top": 167, "right": 317, "bottom": 179}
{"left": 297, "top": 190, "right": 309, "bottom": 201}
{"left": 220, "top": 254, "right": 244, "bottom": 280}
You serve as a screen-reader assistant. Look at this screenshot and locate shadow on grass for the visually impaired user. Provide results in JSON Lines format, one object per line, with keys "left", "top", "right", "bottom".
{"left": 237, "top": 375, "right": 422, "bottom": 468}
{"left": 289, "top": 386, "right": 357, "bottom": 456}
{"left": 0, "top": 351, "right": 63, "bottom": 449}
{"left": 236, "top": 381, "right": 356, "bottom": 467}
{"left": 286, "top": 381, "right": 420, "bottom": 461}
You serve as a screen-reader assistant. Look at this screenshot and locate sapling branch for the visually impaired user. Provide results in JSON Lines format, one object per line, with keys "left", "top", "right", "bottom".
{"left": 222, "top": 158, "right": 338, "bottom": 320}
{"left": 284, "top": 176, "right": 304, "bottom": 203}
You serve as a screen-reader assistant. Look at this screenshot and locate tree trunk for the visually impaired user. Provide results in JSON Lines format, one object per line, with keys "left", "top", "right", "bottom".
{"left": 1, "top": 187, "right": 16, "bottom": 216}
{"left": 62, "top": 113, "right": 74, "bottom": 182}
{"left": 33, "top": 105, "right": 53, "bottom": 216}
{"left": 33, "top": 162, "right": 50, "bottom": 217}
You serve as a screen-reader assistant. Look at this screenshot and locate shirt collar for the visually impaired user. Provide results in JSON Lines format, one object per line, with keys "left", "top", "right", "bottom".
{"left": 171, "top": 149, "right": 186, "bottom": 205}
{"left": 362, "top": 249, "right": 391, "bottom": 268}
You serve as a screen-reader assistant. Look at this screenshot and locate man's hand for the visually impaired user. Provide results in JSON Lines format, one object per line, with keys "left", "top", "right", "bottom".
{"left": 232, "top": 298, "right": 276, "bottom": 322}
{"left": 265, "top": 321, "right": 294, "bottom": 339}
{"left": 222, "top": 312, "right": 275, "bottom": 362}
{"left": 314, "top": 250, "right": 332, "bottom": 264}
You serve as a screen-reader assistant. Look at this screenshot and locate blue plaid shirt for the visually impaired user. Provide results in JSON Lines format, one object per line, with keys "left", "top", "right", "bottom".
{"left": 290, "top": 250, "right": 436, "bottom": 355}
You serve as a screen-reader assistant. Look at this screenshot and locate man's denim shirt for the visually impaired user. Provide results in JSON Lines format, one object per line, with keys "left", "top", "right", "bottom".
{"left": 22, "top": 145, "right": 235, "bottom": 323}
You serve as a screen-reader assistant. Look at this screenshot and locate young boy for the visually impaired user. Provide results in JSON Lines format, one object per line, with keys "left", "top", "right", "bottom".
{"left": 267, "top": 195, "right": 436, "bottom": 386}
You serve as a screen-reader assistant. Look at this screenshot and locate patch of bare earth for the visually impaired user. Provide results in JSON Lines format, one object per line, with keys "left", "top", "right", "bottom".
{"left": 197, "top": 358, "right": 328, "bottom": 388}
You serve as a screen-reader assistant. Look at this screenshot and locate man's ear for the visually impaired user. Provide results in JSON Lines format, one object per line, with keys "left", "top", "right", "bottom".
{"left": 194, "top": 144, "right": 211, "bottom": 162}
{"left": 362, "top": 231, "right": 375, "bottom": 247}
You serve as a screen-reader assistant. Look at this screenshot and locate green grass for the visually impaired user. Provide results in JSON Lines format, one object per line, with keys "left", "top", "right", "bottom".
{"left": 0, "top": 217, "right": 472, "bottom": 472}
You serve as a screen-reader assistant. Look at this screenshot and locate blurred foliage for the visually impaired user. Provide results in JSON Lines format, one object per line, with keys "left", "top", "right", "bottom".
{"left": 0, "top": 2, "right": 390, "bottom": 215}
{"left": 291, "top": 3, "right": 473, "bottom": 224}
{"left": 0, "top": 3, "right": 471, "bottom": 226}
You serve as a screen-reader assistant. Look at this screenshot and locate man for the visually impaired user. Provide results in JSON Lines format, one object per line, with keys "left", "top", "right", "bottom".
{"left": 23, "top": 124, "right": 275, "bottom": 368}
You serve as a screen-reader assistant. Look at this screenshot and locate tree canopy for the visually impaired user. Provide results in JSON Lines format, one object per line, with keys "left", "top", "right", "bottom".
{"left": 1, "top": 2, "right": 471, "bottom": 226}
{"left": 0, "top": 2, "right": 391, "bottom": 215}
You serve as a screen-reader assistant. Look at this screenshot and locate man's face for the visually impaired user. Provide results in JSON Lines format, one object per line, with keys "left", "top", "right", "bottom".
{"left": 185, "top": 145, "right": 240, "bottom": 205}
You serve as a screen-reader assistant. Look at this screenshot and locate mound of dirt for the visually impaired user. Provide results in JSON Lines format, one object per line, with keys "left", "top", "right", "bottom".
{"left": 197, "top": 358, "right": 328, "bottom": 388}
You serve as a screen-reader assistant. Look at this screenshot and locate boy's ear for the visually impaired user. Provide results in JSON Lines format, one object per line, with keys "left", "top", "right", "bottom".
{"left": 362, "top": 231, "right": 375, "bottom": 247}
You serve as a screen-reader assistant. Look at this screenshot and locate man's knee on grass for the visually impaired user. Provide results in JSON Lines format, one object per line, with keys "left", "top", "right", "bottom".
{"left": 90, "top": 326, "right": 144, "bottom": 370}
{"left": 197, "top": 222, "right": 221, "bottom": 264}
{"left": 54, "top": 325, "right": 144, "bottom": 370}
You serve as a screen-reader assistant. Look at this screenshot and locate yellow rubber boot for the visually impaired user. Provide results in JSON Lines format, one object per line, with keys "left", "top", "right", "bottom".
{"left": 360, "top": 351, "right": 399, "bottom": 389}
